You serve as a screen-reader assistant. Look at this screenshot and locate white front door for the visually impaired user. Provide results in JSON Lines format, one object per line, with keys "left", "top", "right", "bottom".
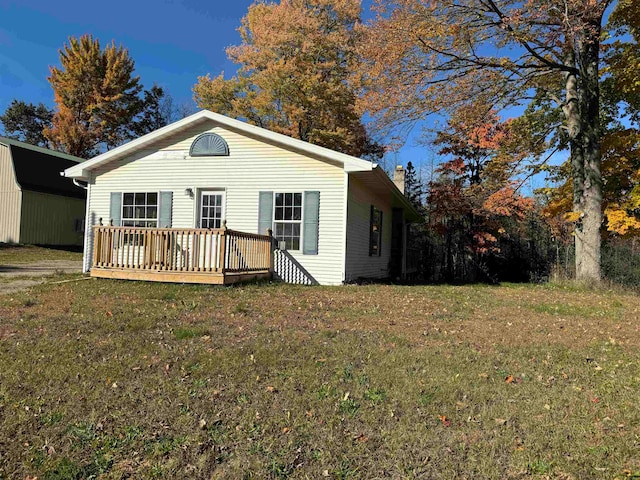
{"left": 198, "top": 190, "right": 225, "bottom": 228}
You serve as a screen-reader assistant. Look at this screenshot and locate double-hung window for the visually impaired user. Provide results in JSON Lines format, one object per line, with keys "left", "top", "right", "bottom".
{"left": 274, "top": 192, "right": 302, "bottom": 250}
{"left": 369, "top": 206, "right": 383, "bottom": 256}
{"left": 122, "top": 193, "right": 158, "bottom": 227}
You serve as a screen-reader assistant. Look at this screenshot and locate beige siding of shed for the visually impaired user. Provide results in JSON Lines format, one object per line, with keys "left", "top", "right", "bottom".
{"left": 344, "top": 176, "right": 392, "bottom": 281}
{"left": 84, "top": 120, "right": 347, "bottom": 285}
{"left": 0, "top": 144, "right": 22, "bottom": 244}
{"left": 20, "top": 191, "right": 85, "bottom": 245}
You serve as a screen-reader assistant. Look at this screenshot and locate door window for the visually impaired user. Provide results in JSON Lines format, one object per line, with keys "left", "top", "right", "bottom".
{"left": 199, "top": 191, "right": 224, "bottom": 228}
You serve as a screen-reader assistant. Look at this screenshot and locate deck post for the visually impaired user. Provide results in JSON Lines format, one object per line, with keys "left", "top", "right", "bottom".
{"left": 93, "top": 226, "right": 100, "bottom": 267}
{"left": 267, "top": 228, "right": 274, "bottom": 277}
{"left": 219, "top": 221, "right": 227, "bottom": 273}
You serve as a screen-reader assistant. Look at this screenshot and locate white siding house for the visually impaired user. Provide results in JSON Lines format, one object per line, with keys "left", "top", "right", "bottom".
{"left": 64, "top": 110, "right": 419, "bottom": 285}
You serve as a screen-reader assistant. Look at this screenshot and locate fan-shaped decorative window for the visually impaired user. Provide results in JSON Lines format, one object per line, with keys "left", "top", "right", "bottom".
{"left": 189, "top": 133, "right": 229, "bottom": 157}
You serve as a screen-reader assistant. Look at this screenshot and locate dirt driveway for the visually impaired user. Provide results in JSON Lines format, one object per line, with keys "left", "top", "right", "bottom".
{"left": 0, "top": 260, "right": 84, "bottom": 294}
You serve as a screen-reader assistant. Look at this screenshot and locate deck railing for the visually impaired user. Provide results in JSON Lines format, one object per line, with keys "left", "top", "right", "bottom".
{"left": 92, "top": 225, "right": 273, "bottom": 274}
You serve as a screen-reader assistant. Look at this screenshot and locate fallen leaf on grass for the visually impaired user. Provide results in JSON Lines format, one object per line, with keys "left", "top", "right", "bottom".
{"left": 505, "top": 375, "right": 522, "bottom": 384}
{"left": 495, "top": 418, "right": 507, "bottom": 426}
{"left": 438, "top": 415, "right": 451, "bottom": 427}
{"left": 266, "top": 385, "right": 278, "bottom": 393}
{"left": 353, "top": 433, "right": 368, "bottom": 443}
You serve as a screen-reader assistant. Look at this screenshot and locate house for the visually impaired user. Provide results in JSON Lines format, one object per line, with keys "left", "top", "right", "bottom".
{"left": 63, "top": 110, "right": 420, "bottom": 285}
{"left": 0, "top": 136, "right": 86, "bottom": 246}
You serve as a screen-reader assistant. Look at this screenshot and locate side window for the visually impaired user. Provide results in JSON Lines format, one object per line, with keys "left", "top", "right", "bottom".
{"left": 369, "top": 206, "right": 383, "bottom": 256}
{"left": 273, "top": 192, "right": 302, "bottom": 250}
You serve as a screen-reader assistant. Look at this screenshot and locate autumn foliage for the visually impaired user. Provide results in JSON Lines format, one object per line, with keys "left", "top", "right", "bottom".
{"left": 358, "top": 0, "right": 613, "bottom": 281}
{"left": 425, "top": 108, "right": 536, "bottom": 281}
{"left": 44, "top": 35, "right": 172, "bottom": 158}
{"left": 193, "top": 0, "right": 380, "bottom": 159}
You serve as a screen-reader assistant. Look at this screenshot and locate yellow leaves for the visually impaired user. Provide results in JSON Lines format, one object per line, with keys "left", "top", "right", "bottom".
{"left": 563, "top": 211, "right": 582, "bottom": 223}
{"left": 46, "top": 34, "right": 142, "bottom": 158}
{"left": 193, "top": 0, "right": 374, "bottom": 158}
{"left": 605, "top": 205, "right": 640, "bottom": 236}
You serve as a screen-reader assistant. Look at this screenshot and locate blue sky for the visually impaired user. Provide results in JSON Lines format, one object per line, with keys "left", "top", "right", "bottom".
{"left": 0, "top": 0, "right": 253, "bottom": 110}
{"left": 0, "top": 0, "right": 438, "bottom": 172}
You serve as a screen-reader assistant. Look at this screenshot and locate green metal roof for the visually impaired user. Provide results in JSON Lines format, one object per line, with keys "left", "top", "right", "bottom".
{"left": 0, "top": 136, "right": 85, "bottom": 163}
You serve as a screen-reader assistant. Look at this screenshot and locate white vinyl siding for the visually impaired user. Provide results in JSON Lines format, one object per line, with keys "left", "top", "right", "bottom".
{"left": 84, "top": 120, "right": 346, "bottom": 285}
{"left": 344, "top": 176, "right": 393, "bottom": 281}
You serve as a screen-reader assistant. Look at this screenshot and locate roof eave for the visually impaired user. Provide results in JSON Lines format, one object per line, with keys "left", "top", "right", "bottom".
{"left": 63, "top": 110, "right": 375, "bottom": 177}
{"left": 371, "top": 166, "right": 422, "bottom": 222}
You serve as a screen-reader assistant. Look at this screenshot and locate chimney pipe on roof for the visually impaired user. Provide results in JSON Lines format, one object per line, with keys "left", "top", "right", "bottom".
{"left": 393, "top": 165, "right": 405, "bottom": 194}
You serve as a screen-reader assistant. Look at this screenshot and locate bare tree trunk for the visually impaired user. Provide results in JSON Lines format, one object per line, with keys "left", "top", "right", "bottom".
{"left": 563, "top": 33, "right": 602, "bottom": 282}
{"left": 576, "top": 34, "right": 602, "bottom": 281}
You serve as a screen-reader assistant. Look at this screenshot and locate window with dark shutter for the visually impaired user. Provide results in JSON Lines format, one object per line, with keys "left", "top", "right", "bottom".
{"left": 369, "top": 206, "right": 383, "bottom": 256}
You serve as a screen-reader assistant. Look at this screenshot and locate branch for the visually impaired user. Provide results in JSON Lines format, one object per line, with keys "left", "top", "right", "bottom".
{"left": 481, "top": 0, "right": 579, "bottom": 75}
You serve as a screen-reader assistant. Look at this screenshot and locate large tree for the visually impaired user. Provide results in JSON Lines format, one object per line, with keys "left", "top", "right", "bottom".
{"left": 0, "top": 100, "right": 53, "bottom": 147}
{"left": 45, "top": 35, "right": 170, "bottom": 158}
{"left": 540, "top": 0, "right": 640, "bottom": 239}
{"left": 193, "top": 0, "right": 381, "bottom": 159}
{"left": 359, "top": 0, "right": 615, "bottom": 281}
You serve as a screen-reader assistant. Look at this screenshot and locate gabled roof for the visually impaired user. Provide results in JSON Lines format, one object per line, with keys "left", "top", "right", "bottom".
{"left": 0, "top": 136, "right": 86, "bottom": 199}
{"left": 63, "top": 110, "right": 375, "bottom": 180}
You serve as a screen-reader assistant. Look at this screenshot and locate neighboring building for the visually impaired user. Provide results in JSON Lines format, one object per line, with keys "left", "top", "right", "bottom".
{"left": 63, "top": 110, "right": 420, "bottom": 285}
{"left": 0, "top": 136, "right": 86, "bottom": 246}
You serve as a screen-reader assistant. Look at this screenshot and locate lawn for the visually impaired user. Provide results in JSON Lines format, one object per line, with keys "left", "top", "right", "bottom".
{"left": 1, "top": 280, "right": 639, "bottom": 479}
{"left": 0, "top": 244, "right": 83, "bottom": 264}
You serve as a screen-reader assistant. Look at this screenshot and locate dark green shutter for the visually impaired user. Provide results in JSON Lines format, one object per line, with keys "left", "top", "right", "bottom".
{"left": 378, "top": 210, "right": 383, "bottom": 256}
{"left": 258, "top": 191, "right": 273, "bottom": 235}
{"left": 303, "top": 191, "right": 320, "bottom": 255}
{"left": 158, "top": 191, "right": 173, "bottom": 227}
{"left": 110, "top": 192, "right": 122, "bottom": 226}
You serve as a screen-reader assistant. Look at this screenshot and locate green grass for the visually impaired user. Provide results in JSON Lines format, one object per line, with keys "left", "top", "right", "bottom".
{"left": 1, "top": 280, "right": 640, "bottom": 479}
{"left": 0, "top": 244, "right": 83, "bottom": 264}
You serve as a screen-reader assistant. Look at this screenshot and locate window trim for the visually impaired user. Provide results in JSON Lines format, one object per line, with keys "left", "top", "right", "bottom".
{"left": 196, "top": 188, "right": 226, "bottom": 229}
{"left": 189, "top": 132, "right": 230, "bottom": 157}
{"left": 369, "top": 205, "right": 383, "bottom": 257}
{"left": 273, "top": 191, "right": 304, "bottom": 252}
{"left": 121, "top": 191, "right": 159, "bottom": 228}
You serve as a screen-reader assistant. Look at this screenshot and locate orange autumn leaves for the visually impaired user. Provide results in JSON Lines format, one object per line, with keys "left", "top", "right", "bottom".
{"left": 193, "top": 0, "right": 380, "bottom": 159}
{"left": 428, "top": 108, "right": 534, "bottom": 255}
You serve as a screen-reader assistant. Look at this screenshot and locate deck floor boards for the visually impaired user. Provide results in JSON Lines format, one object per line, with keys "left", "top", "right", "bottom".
{"left": 91, "top": 268, "right": 270, "bottom": 285}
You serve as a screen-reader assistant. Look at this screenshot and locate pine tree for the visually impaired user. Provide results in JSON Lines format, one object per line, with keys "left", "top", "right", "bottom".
{"left": 0, "top": 100, "right": 53, "bottom": 147}
{"left": 404, "top": 161, "right": 425, "bottom": 210}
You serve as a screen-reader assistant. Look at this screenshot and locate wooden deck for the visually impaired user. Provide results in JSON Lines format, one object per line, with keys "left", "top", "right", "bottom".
{"left": 91, "top": 225, "right": 273, "bottom": 285}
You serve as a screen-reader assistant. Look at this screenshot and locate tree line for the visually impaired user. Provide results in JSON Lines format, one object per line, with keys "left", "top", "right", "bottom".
{"left": 2, "top": 0, "right": 638, "bottom": 284}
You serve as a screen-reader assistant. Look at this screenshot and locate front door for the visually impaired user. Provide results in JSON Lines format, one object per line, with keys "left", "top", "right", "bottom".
{"left": 198, "top": 190, "right": 225, "bottom": 228}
